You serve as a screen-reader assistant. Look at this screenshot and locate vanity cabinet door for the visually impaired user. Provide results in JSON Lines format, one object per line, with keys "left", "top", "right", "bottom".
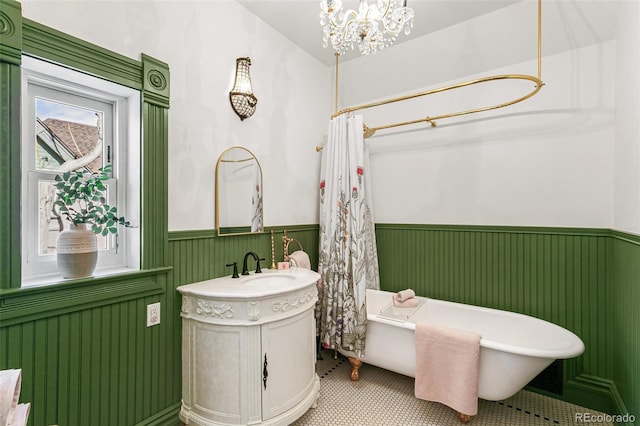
{"left": 261, "top": 308, "right": 316, "bottom": 421}
{"left": 183, "top": 321, "right": 262, "bottom": 425}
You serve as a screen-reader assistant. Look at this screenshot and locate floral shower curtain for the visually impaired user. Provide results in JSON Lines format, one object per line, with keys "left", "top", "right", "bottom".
{"left": 318, "top": 114, "right": 380, "bottom": 357}
{"left": 251, "top": 163, "right": 263, "bottom": 232}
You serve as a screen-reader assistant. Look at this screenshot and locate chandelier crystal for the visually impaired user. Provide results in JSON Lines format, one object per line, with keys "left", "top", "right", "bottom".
{"left": 320, "top": 0, "right": 415, "bottom": 55}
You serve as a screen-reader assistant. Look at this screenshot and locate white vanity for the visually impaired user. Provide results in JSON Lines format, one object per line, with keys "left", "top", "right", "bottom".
{"left": 177, "top": 267, "right": 321, "bottom": 426}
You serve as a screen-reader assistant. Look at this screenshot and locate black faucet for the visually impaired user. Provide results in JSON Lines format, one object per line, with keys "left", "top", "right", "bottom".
{"left": 242, "top": 252, "right": 264, "bottom": 275}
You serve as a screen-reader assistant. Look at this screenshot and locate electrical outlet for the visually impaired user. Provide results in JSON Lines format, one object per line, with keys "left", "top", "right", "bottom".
{"left": 147, "top": 302, "right": 161, "bottom": 327}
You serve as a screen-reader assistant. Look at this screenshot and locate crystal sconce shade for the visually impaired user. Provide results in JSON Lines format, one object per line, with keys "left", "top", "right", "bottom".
{"left": 229, "top": 57, "right": 257, "bottom": 120}
{"left": 320, "top": 0, "right": 414, "bottom": 56}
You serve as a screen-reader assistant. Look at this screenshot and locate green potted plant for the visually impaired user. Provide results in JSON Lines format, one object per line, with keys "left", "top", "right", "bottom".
{"left": 53, "top": 164, "right": 133, "bottom": 279}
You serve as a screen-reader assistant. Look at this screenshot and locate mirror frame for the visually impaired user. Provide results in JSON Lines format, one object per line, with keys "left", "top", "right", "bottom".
{"left": 215, "top": 146, "right": 264, "bottom": 236}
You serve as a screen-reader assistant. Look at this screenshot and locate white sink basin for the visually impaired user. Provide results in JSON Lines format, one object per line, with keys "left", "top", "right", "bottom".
{"left": 177, "top": 267, "right": 321, "bottom": 299}
{"left": 243, "top": 273, "right": 296, "bottom": 288}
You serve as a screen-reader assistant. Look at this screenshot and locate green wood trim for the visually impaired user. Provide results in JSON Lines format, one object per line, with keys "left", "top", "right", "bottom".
{"left": 141, "top": 101, "right": 169, "bottom": 270}
{"left": 142, "top": 53, "right": 170, "bottom": 107}
{"left": 528, "top": 374, "right": 619, "bottom": 417}
{"left": 266, "top": 224, "right": 320, "bottom": 233}
{"left": 610, "top": 228, "right": 640, "bottom": 246}
{"left": 0, "top": 268, "right": 171, "bottom": 325}
{"left": 140, "top": 55, "right": 169, "bottom": 270}
{"left": 170, "top": 223, "right": 638, "bottom": 244}
{"left": 375, "top": 223, "right": 612, "bottom": 237}
{"left": 377, "top": 223, "right": 640, "bottom": 243}
{"left": 168, "top": 229, "right": 218, "bottom": 241}
{"left": 22, "top": 18, "right": 142, "bottom": 90}
{"left": 0, "top": 0, "right": 23, "bottom": 289}
{"left": 0, "top": 266, "right": 171, "bottom": 299}
{"left": 0, "top": 0, "right": 22, "bottom": 65}
{"left": 168, "top": 224, "right": 320, "bottom": 242}
{"left": 566, "top": 374, "right": 632, "bottom": 420}
{"left": 133, "top": 402, "right": 180, "bottom": 426}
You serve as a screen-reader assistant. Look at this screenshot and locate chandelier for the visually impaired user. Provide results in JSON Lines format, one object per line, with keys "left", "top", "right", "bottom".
{"left": 320, "top": 0, "right": 415, "bottom": 55}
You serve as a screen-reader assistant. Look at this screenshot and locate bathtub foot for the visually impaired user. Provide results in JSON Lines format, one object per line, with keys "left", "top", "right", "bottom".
{"left": 457, "top": 412, "right": 473, "bottom": 424}
{"left": 347, "top": 357, "right": 362, "bottom": 381}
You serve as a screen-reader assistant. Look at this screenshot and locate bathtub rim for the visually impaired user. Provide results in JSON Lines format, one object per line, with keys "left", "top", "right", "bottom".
{"left": 366, "top": 289, "right": 585, "bottom": 360}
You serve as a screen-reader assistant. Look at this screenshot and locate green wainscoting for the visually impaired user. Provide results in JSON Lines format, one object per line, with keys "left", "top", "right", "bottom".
{"left": 168, "top": 223, "right": 637, "bottom": 418}
{"left": 610, "top": 232, "right": 640, "bottom": 421}
{"left": 0, "top": 282, "right": 180, "bottom": 426}
{"left": 375, "top": 224, "right": 637, "bottom": 419}
{"left": 168, "top": 226, "right": 320, "bottom": 287}
{"left": 2, "top": 222, "right": 638, "bottom": 424}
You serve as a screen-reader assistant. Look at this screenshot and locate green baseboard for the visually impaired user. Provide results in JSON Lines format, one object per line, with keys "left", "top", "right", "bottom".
{"left": 563, "top": 374, "right": 616, "bottom": 414}
{"left": 134, "top": 402, "right": 181, "bottom": 426}
{"left": 529, "top": 374, "right": 633, "bottom": 424}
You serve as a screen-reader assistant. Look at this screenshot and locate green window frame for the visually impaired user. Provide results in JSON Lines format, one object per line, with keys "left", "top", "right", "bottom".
{"left": 0, "top": 0, "right": 171, "bottom": 318}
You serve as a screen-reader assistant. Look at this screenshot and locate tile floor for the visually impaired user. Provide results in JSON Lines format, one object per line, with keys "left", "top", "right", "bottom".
{"left": 292, "top": 352, "right": 613, "bottom": 426}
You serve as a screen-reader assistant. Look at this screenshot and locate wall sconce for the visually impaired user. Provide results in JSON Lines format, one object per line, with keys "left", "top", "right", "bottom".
{"left": 229, "top": 57, "right": 257, "bottom": 121}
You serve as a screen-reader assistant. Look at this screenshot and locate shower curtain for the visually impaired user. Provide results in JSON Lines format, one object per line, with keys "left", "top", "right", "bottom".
{"left": 318, "top": 114, "right": 380, "bottom": 357}
{"left": 251, "top": 163, "right": 263, "bottom": 232}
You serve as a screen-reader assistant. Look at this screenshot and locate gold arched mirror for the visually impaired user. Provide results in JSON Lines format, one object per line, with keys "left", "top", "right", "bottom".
{"left": 215, "top": 146, "right": 263, "bottom": 236}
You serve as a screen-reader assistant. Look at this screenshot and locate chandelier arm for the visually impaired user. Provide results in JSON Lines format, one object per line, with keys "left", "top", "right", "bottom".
{"left": 327, "top": 8, "right": 359, "bottom": 52}
{"left": 328, "top": 7, "right": 359, "bottom": 28}
{"left": 380, "top": 0, "right": 401, "bottom": 34}
{"left": 373, "top": 0, "right": 393, "bottom": 22}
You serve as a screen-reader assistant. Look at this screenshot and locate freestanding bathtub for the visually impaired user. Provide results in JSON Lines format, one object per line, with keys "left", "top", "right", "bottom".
{"left": 339, "top": 289, "right": 585, "bottom": 403}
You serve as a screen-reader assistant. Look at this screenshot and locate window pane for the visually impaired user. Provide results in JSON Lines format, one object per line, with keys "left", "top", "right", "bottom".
{"left": 35, "top": 98, "right": 104, "bottom": 173}
{"left": 37, "top": 179, "right": 59, "bottom": 255}
{"left": 37, "top": 178, "right": 110, "bottom": 257}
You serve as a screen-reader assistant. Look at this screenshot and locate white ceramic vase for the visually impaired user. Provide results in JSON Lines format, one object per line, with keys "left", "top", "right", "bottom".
{"left": 56, "top": 223, "right": 98, "bottom": 279}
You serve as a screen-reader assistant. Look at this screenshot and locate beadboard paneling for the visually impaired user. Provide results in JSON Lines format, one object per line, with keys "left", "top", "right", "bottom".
{"left": 0, "top": 283, "right": 180, "bottom": 426}
{"left": 610, "top": 232, "right": 640, "bottom": 419}
{"left": 168, "top": 226, "right": 320, "bottom": 286}
{"left": 2, "top": 223, "right": 637, "bottom": 425}
{"left": 375, "top": 224, "right": 612, "bottom": 410}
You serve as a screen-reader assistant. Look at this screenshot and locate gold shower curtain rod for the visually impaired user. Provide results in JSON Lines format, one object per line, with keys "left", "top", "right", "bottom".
{"left": 316, "top": 0, "right": 543, "bottom": 151}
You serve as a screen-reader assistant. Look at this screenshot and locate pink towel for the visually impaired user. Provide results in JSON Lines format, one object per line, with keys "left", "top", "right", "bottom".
{"left": 393, "top": 289, "right": 418, "bottom": 307}
{"left": 392, "top": 294, "right": 418, "bottom": 307}
{"left": 414, "top": 323, "right": 481, "bottom": 416}
{"left": 288, "top": 250, "right": 311, "bottom": 269}
{"left": 396, "top": 289, "right": 415, "bottom": 301}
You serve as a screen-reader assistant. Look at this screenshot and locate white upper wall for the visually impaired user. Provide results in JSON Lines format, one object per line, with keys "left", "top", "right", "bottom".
{"left": 336, "top": 0, "right": 618, "bottom": 106}
{"left": 363, "top": 43, "right": 615, "bottom": 227}
{"left": 20, "top": 0, "right": 331, "bottom": 231}
{"left": 614, "top": 0, "right": 640, "bottom": 234}
{"left": 332, "top": 0, "right": 620, "bottom": 229}
{"left": 20, "top": 0, "right": 639, "bottom": 232}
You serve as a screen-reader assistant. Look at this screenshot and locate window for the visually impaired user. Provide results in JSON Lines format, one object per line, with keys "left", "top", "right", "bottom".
{"left": 21, "top": 56, "right": 141, "bottom": 285}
